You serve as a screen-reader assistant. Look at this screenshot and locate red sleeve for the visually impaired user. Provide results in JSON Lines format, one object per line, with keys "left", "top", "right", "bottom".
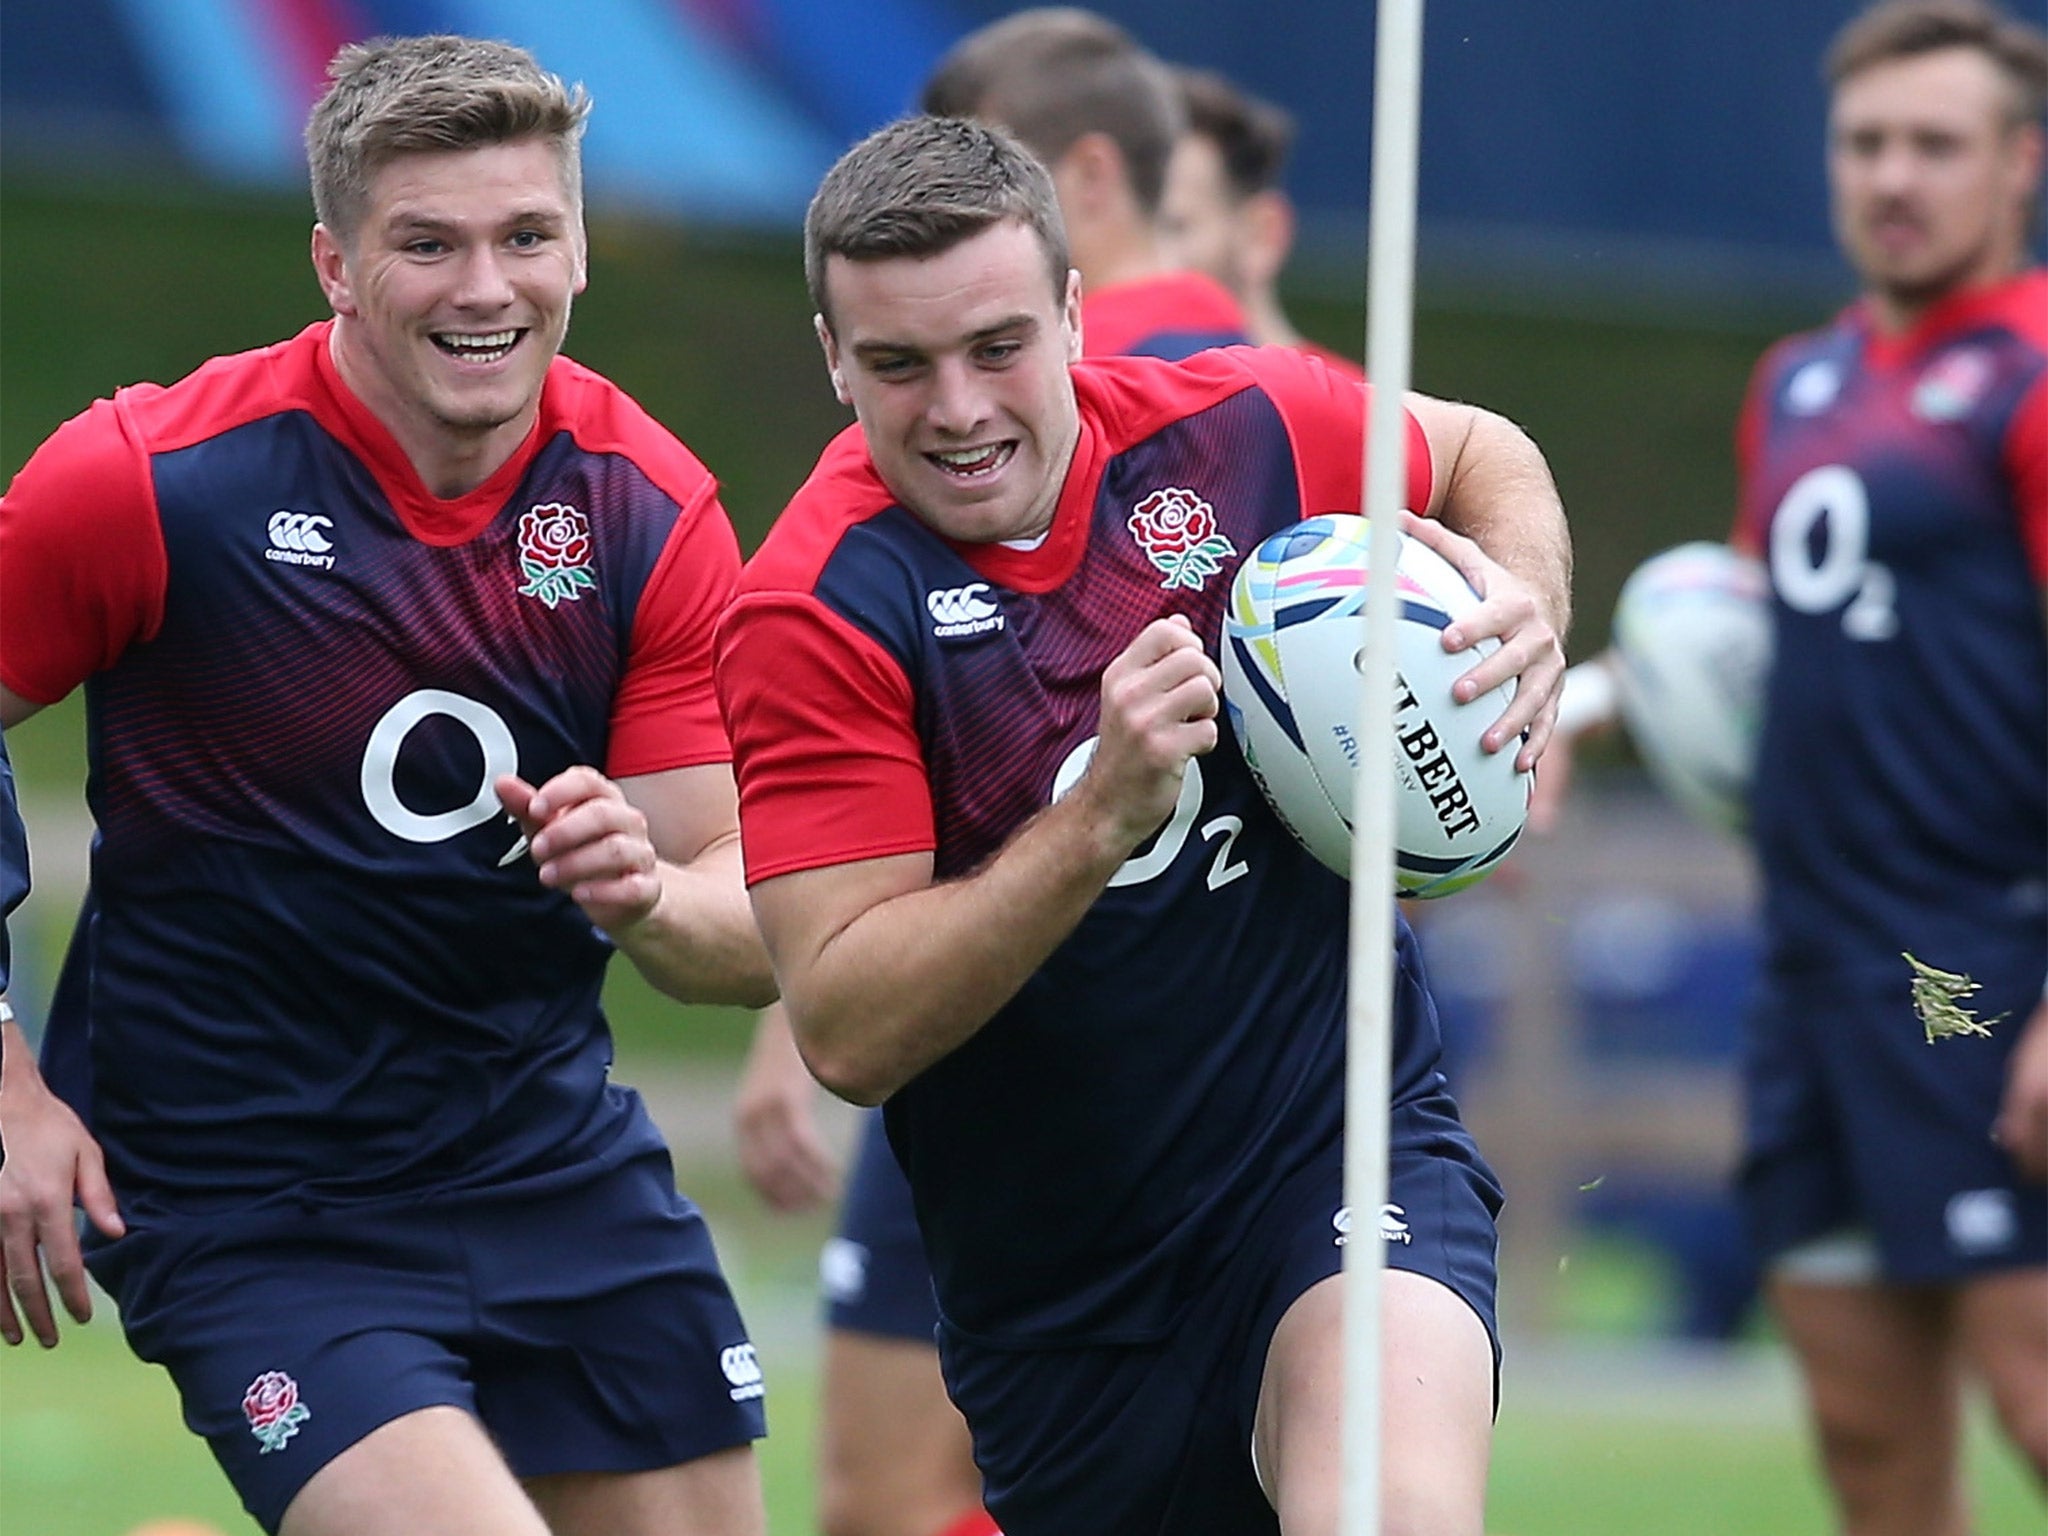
{"left": 1728, "top": 346, "right": 1784, "bottom": 558}
{"left": 607, "top": 483, "right": 744, "bottom": 778}
{"left": 715, "top": 591, "right": 934, "bottom": 885}
{"left": 2006, "top": 371, "right": 2048, "bottom": 586}
{"left": 1222, "top": 346, "right": 1433, "bottom": 520}
{"left": 0, "top": 397, "right": 168, "bottom": 705}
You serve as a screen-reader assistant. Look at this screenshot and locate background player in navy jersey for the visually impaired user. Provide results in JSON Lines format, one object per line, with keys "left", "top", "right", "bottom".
{"left": 718, "top": 115, "right": 1569, "bottom": 1536}
{"left": 730, "top": 18, "right": 1258, "bottom": 1536}
{"left": 1537, "top": 3, "right": 2047, "bottom": 1530}
{"left": 0, "top": 34, "right": 776, "bottom": 1536}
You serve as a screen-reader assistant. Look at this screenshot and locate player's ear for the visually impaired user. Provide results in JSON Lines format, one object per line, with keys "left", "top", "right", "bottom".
{"left": 1242, "top": 190, "right": 1296, "bottom": 290}
{"left": 310, "top": 224, "right": 357, "bottom": 317}
{"left": 1063, "top": 269, "right": 1085, "bottom": 363}
{"left": 2001, "top": 120, "right": 2043, "bottom": 219}
{"left": 1053, "top": 132, "right": 1122, "bottom": 220}
{"left": 815, "top": 314, "right": 851, "bottom": 405}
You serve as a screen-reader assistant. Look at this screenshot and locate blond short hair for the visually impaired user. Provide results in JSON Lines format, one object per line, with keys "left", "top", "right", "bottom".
{"left": 305, "top": 34, "right": 590, "bottom": 242}
{"left": 1827, "top": 0, "right": 2047, "bottom": 125}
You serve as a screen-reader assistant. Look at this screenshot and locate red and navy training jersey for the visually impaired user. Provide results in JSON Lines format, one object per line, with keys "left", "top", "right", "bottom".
{"left": 0, "top": 322, "right": 741, "bottom": 1219}
{"left": 718, "top": 345, "right": 1434, "bottom": 1345}
{"left": 1733, "top": 271, "right": 2048, "bottom": 990}
{"left": 1081, "top": 269, "right": 1248, "bottom": 361}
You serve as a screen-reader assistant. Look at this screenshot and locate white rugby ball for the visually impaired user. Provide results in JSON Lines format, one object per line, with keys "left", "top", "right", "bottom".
{"left": 1221, "top": 514, "right": 1531, "bottom": 898}
{"left": 1609, "top": 541, "right": 1771, "bottom": 832}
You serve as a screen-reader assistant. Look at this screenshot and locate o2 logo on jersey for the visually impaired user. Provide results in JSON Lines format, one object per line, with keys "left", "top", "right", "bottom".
{"left": 361, "top": 690, "right": 528, "bottom": 866}
{"left": 1050, "top": 738, "right": 1249, "bottom": 892}
{"left": 1769, "top": 464, "right": 1898, "bottom": 642}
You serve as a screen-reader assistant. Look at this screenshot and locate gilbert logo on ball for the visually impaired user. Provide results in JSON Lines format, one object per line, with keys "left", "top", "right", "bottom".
{"left": 1221, "top": 514, "right": 1529, "bottom": 898}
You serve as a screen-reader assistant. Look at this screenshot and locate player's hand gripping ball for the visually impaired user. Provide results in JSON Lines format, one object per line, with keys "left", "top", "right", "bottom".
{"left": 1221, "top": 513, "right": 1530, "bottom": 897}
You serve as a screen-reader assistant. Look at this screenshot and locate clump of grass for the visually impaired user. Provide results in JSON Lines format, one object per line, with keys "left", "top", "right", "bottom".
{"left": 1903, "top": 952, "right": 2006, "bottom": 1044}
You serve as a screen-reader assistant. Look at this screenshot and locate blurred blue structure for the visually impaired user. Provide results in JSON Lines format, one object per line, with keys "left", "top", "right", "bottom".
{"left": 1425, "top": 886, "right": 1764, "bottom": 1341}
{"left": 2, "top": 0, "right": 1926, "bottom": 311}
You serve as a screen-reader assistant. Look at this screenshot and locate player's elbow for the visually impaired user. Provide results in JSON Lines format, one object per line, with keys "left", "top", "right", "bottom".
{"left": 800, "top": 1041, "right": 897, "bottom": 1107}
{"left": 784, "top": 1007, "right": 904, "bottom": 1107}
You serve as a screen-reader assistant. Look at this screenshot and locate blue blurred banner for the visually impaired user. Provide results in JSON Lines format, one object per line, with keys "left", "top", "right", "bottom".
{"left": 4, "top": 0, "right": 1892, "bottom": 304}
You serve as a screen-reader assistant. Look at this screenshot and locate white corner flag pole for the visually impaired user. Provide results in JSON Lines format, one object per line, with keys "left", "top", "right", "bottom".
{"left": 1344, "top": 2, "right": 1425, "bottom": 1535}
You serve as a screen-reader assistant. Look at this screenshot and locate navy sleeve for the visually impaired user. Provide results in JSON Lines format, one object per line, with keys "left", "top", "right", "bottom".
{"left": 0, "top": 731, "right": 27, "bottom": 995}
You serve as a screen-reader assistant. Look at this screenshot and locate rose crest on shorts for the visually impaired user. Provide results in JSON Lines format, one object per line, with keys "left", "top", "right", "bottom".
{"left": 242, "top": 1369, "right": 311, "bottom": 1454}
{"left": 516, "top": 502, "right": 597, "bottom": 609}
{"left": 1128, "top": 487, "right": 1235, "bottom": 592}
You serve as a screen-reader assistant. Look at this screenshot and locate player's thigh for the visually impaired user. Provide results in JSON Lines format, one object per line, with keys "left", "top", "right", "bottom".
{"left": 280, "top": 1405, "right": 546, "bottom": 1536}
{"left": 1955, "top": 1266, "right": 2048, "bottom": 1466}
{"left": 820, "top": 1329, "right": 983, "bottom": 1536}
{"left": 527, "top": 1444, "right": 765, "bottom": 1536}
{"left": 1253, "top": 1270, "right": 1489, "bottom": 1536}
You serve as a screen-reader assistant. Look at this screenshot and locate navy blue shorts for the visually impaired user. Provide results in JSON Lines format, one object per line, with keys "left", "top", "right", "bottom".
{"left": 1741, "top": 967, "right": 2048, "bottom": 1281}
{"left": 937, "top": 1119, "right": 1501, "bottom": 1536}
{"left": 89, "top": 1130, "right": 766, "bottom": 1534}
{"left": 821, "top": 1107, "right": 941, "bottom": 1341}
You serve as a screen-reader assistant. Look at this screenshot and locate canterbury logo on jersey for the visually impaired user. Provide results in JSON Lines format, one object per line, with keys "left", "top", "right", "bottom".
{"left": 265, "top": 510, "right": 337, "bottom": 570}
{"left": 720, "top": 1342, "right": 765, "bottom": 1402}
{"left": 926, "top": 582, "right": 1006, "bottom": 639}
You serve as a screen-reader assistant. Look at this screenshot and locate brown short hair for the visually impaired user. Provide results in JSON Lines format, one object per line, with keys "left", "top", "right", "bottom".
{"left": 306, "top": 34, "right": 591, "bottom": 242}
{"left": 1826, "top": 0, "right": 2048, "bottom": 125}
{"left": 805, "top": 115, "right": 1071, "bottom": 330}
{"left": 1177, "top": 67, "right": 1299, "bottom": 202}
{"left": 920, "top": 7, "right": 1184, "bottom": 215}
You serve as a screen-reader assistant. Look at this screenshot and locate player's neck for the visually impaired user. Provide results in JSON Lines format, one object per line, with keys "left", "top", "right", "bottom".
{"left": 1246, "top": 294, "right": 1306, "bottom": 350}
{"left": 327, "top": 325, "right": 538, "bottom": 499}
{"left": 1864, "top": 250, "right": 2026, "bottom": 336}
{"left": 1072, "top": 220, "right": 1175, "bottom": 293}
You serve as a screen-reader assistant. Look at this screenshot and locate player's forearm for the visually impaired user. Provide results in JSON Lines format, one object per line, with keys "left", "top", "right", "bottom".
{"left": 764, "top": 788, "right": 1140, "bottom": 1106}
{"left": 1429, "top": 405, "right": 1573, "bottom": 641}
{"left": 613, "top": 837, "right": 778, "bottom": 1008}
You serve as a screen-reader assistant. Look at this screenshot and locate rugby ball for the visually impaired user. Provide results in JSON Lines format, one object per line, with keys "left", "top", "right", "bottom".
{"left": 1221, "top": 514, "right": 1531, "bottom": 898}
{"left": 1608, "top": 542, "right": 1771, "bottom": 832}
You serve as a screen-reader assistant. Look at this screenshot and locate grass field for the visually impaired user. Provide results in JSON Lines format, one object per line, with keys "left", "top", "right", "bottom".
{"left": 4, "top": 1290, "right": 2040, "bottom": 1536}
{"left": 3, "top": 1141, "right": 2040, "bottom": 1536}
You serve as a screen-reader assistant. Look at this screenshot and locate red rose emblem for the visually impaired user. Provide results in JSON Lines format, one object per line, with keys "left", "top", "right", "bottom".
{"left": 516, "top": 502, "right": 598, "bottom": 609}
{"left": 1127, "top": 487, "right": 1235, "bottom": 592}
{"left": 1128, "top": 488, "right": 1217, "bottom": 558}
{"left": 518, "top": 505, "right": 591, "bottom": 572}
{"left": 243, "top": 1371, "right": 299, "bottom": 1431}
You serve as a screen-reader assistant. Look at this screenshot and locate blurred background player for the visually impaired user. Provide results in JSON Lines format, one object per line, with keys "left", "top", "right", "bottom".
{"left": 1539, "top": 3, "right": 2047, "bottom": 1531}
{"left": 1160, "top": 65, "right": 1357, "bottom": 370}
{"left": 721, "top": 111, "right": 1568, "bottom": 1536}
{"left": 731, "top": 15, "right": 1257, "bottom": 1536}
{"left": 923, "top": 7, "right": 1246, "bottom": 360}
{"left": 0, "top": 34, "right": 776, "bottom": 1536}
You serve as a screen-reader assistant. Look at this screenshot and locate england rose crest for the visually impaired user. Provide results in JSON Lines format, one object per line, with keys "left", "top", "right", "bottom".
{"left": 1128, "top": 487, "right": 1234, "bottom": 591}
{"left": 516, "top": 502, "right": 597, "bottom": 609}
{"left": 243, "top": 1369, "right": 311, "bottom": 1454}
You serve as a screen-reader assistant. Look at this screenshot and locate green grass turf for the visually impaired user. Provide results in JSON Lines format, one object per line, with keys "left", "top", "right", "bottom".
{"left": 5, "top": 1303, "right": 2040, "bottom": 1536}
